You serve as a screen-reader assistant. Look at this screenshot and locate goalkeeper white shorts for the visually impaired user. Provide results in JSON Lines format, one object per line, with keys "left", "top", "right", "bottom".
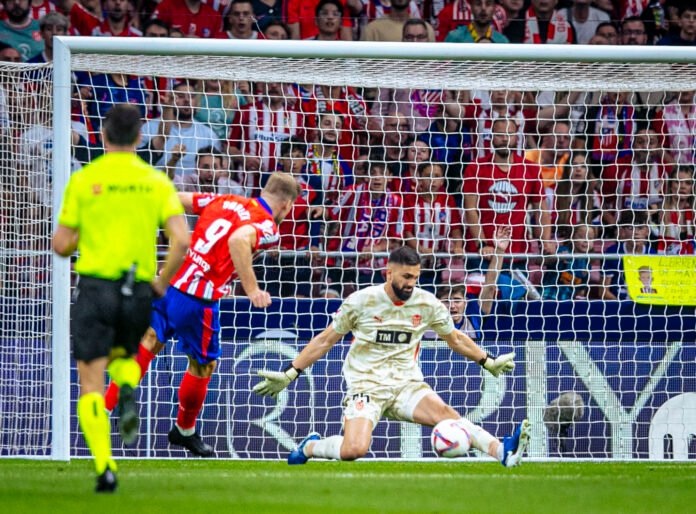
{"left": 342, "top": 381, "right": 437, "bottom": 428}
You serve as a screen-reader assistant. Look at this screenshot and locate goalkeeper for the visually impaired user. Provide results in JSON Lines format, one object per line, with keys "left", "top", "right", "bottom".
{"left": 254, "top": 246, "right": 530, "bottom": 466}
{"left": 52, "top": 104, "right": 190, "bottom": 492}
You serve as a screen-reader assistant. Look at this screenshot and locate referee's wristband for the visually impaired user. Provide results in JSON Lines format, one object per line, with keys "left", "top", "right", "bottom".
{"left": 284, "top": 364, "right": 303, "bottom": 381}
{"left": 478, "top": 353, "right": 494, "bottom": 367}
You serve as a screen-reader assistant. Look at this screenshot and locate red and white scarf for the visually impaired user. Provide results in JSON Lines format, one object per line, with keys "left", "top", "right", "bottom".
{"left": 524, "top": 6, "right": 573, "bottom": 44}
{"left": 622, "top": 0, "right": 650, "bottom": 18}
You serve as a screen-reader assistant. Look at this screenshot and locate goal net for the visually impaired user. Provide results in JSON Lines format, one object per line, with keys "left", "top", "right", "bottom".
{"left": 3, "top": 39, "right": 696, "bottom": 461}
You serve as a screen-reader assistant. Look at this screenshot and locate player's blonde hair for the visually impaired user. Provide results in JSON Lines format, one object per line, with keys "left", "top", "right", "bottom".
{"left": 263, "top": 172, "right": 301, "bottom": 202}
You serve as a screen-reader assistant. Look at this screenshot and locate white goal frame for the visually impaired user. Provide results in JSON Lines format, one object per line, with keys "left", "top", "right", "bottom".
{"left": 50, "top": 37, "right": 696, "bottom": 461}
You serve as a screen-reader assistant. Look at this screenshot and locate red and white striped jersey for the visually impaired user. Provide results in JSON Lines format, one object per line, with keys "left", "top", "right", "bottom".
{"left": 31, "top": 0, "right": 56, "bottom": 21}
{"left": 402, "top": 192, "right": 463, "bottom": 254}
{"left": 171, "top": 194, "right": 279, "bottom": 300}
{"left": 614, "top": 162, "right": 668, "bottom": 211}
{"left": 657, "top": 209, "right": 695, "bottom": 255}
{"left": 230, "top": 100, "right": 306, "bottom": 185}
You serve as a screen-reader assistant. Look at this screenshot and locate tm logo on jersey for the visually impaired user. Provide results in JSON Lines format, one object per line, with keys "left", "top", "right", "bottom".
{"left": 376, "top": 330, "right": 412, "bottom": 345}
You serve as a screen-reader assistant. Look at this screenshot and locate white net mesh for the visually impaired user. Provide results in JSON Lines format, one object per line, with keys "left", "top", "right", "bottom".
{"left": 0, "top": 62, "right": 54, "bottom": 457}
{"left": 4, "top": 44, "right": 696, "bottom": 460}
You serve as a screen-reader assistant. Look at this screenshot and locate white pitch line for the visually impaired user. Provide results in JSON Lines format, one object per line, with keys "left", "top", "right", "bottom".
{"left": 155, "top": 470, "right": 690, "bottom": 481}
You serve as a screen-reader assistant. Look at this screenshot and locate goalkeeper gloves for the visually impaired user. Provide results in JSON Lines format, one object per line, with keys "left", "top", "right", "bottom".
{"left": 478, "top": 352, "right": 515, "bottom": 377}
{"left": 252, "top": 365, "right": 301, "bottom": 398}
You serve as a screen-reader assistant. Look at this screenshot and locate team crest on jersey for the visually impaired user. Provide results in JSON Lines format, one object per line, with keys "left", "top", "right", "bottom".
{"left": 356, "top": 400, "right": 364, "bottom": 411}
{"left": 412, "top": 314, "right": 422, "bottom": 327}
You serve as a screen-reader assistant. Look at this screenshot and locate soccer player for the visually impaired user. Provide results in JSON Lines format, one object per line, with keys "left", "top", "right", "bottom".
{"left": 253, "top": 246, "right": 530, "bottom": 466}
{"left": 104, "top": 172, "right": 301, "bottom": 456}
{"left": 52, "top": 104, "right": 190, "bottom": 492}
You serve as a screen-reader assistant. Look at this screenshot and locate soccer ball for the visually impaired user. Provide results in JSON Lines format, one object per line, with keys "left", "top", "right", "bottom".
{"left": 431, "top": 419, "right": 471, "bottom": 458}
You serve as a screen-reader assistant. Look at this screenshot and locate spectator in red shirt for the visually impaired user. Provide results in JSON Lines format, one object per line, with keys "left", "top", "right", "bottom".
{"left": 219, "top": 0, "right": 261, "bottom": 39}
{"left": 329, "top": 158, "right": 403, "bottom": 288}
{"left": 309, "top": 0, "right": 343, "bottom": 40}
{"left": 60, "top": 0, "right": 141, "bottom": 36}
{"left": 404, "top": 162, "right": 463, "bottom": 290}
{"left": 286, "top": 0, "right": 353, "bottom": 40}
{"left": 229, "top": 81, "right": 306, "bottom": 192}
{"left": 463, "top": 117, "right": 553, "bottom": 257}
{"left": 151, "top": 0, "right": 222, "bottom": 38}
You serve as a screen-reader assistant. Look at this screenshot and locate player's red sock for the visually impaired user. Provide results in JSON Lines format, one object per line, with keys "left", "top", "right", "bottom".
{"left": 104, "top": 344, "right": 157, "bottom": 411}
{"left": 176, "top": 372, "right": 211, "bottom": 432}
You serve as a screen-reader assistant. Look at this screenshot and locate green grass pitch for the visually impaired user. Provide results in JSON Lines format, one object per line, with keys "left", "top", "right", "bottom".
{"left": 2, "top": 460, "right": 695, "bottom": 513}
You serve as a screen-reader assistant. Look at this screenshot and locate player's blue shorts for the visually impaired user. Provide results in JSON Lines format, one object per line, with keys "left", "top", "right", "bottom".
{"left": 151, "top": 286, "right": 221, "bottom": 364}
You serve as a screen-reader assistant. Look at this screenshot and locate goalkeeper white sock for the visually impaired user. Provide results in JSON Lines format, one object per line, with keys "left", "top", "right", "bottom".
{"left": 458, "top": 418, "right": 500, "bottom": 460}
{"left": 309, "top": 435, "right": 343, "bottom": 460}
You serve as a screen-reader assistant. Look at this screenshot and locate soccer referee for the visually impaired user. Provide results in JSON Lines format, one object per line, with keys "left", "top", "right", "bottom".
{"left": 53, "top": 104, "right": 190, "bottom": 492}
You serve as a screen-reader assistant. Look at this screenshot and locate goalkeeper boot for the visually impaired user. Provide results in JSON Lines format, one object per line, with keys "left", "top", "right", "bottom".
{"left": 501, "top": 419, "right": 531, "bottom": 468}
{"left": 117, "top": 384, "right": 139, "bottom": 446}
{"left": 288, "top": 432, "right": 320, "bottom": 465}
{"left": 95, "top": 466, "right": 117, "bottom": 493}
{"left": 168, "top": 427, "right": 214, "bottom": 457}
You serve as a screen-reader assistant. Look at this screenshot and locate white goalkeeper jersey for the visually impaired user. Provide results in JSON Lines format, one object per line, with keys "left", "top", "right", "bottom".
{"left": 332, "top": 285, "right": 455, "bottom": 390}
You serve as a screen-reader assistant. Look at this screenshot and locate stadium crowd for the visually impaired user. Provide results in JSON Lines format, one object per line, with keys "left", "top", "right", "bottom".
{"left": 1, "top": 0, "right": 695, "bottom": 301}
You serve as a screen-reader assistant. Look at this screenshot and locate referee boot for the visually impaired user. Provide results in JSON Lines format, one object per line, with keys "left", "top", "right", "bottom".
{"left": 117, "top": 384, "right": 139, "bottom": 446}
{"left": 168, "top": 427, "right": 214, "bottom": 457}
{"left": 95, "top": 466, "right": 117, "bottom": 493}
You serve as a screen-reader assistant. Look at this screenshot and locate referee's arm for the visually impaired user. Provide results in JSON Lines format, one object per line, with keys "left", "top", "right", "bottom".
{"left": 52, "top": 225, "right": 79, "bottom": 256}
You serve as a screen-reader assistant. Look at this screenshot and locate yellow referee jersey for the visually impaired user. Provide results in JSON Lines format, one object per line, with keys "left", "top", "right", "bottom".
{"left": 58, "top": 152, "right": 184, "bottom": 282}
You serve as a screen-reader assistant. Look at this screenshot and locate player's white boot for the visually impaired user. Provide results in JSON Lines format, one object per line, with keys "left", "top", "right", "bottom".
{"left": 501, "top": 419, "right": 531, "bottom": 468}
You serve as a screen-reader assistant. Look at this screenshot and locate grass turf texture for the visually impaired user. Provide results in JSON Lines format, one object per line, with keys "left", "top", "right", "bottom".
{"left": 1, "top": 460, "right": 694, "bottom": 513}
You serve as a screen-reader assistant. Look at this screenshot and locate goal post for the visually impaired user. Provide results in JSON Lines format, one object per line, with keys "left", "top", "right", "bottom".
{"left": 10, "top": 36, "right": 690, "bottom": 461}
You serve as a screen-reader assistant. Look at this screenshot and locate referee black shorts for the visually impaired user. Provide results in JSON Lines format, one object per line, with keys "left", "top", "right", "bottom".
{"left": 71, "top": 275, "right": 153, "bottom": 363}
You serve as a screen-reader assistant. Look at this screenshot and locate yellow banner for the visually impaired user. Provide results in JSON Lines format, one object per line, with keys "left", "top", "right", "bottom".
{"left": 624, "top": 255, "right": 696, "bottom": 306}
